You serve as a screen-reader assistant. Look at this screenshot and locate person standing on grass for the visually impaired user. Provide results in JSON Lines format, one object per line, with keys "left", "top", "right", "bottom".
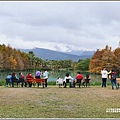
{"left": 109, "top": 69, "right": 118, "bottom": 90}
{"left": 43, "top": 69, "right": 49, "bottom": 87}
{"left": 101, "top": 67, "right": 108, "bottom": 87}
{"left": 56, "top": 76, "right": 63, "bottom": 88}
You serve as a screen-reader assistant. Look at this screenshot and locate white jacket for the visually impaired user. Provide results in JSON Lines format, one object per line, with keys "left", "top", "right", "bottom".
{"left": 63, "top": 76, "right": 73, "bottom": 83}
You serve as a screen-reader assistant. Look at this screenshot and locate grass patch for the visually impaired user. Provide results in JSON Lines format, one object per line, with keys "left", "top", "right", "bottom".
{"left": 0, "top": 85, "right": 120, "bottom": 118}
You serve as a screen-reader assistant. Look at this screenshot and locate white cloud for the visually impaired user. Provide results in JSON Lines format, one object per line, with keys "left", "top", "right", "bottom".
{"left": 0, "top": 2, "right": 120, "bottom": 52}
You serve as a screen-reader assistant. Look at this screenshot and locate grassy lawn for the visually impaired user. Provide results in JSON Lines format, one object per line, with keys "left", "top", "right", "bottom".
{"left": 0, "top": 85, "right": 120, "bottom": 118}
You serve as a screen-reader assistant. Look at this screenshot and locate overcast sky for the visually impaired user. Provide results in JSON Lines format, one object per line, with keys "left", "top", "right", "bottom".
{"left": 0, "top": 1, "right": 120, "bottom": 52}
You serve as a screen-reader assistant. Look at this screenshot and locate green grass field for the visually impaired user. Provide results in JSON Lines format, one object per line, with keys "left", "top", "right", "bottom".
{"left": 0, "top": 85, "right": 120, "bottom": 118}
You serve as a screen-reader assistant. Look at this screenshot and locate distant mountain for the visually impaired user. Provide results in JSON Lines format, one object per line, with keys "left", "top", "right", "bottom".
{"left": 19, "top": 47, "right": 94, "bottom": 62}
{"left": 66, "top": 50, "right": 95, "bottom": 56}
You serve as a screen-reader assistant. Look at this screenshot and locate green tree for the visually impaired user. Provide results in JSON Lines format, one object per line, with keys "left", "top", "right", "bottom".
{"left": 77, "top": 58, "right": 91, "bottom": 71}
{"left": 0, "top": 52, "right": 3, "bottom": 69}
{"left": 28, "top": 51, "right": 35, "bottom": 68}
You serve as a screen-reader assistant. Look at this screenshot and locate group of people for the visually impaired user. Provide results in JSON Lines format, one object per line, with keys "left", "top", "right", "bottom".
{"left": 5, "top": 69, "right": 49, "bottom": 88}
{"left": 56, "top": 72, "right": 91, "bottom": 88}
{"left": 6, "top": 72, "right": 24, "bottom": 87}
{"left": 34, "top": 69, "right": 49, "bottom": 87}
{"left": 101, "top": 67, "right": 118, "bottom": 90}
{"left": 6, "top": 68, "right": 118, "bottom": 89}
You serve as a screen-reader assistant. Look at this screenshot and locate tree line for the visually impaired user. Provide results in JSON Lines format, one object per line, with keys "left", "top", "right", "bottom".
{"left": 0, "top": 44, "right": 90, "bottom": 71}
{"left": 2, "top": 44, "right": 119, "bottom": 74}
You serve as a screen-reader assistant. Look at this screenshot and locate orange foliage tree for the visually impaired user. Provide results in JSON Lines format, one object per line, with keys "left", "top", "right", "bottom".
{"left": 89, "top": 45, "right": 118, "bottom": 74}
{"left": 114, "top": 47, "right": 120, "bottom": 71}
{"left": 0, "top": 44, "right": 30, "bottom": 70}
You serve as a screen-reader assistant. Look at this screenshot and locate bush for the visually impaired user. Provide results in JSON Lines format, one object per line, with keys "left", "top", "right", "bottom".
{"left": 0, "top": 80, "right": 5, "bottom": 86}
{"left": 47, "top": 81, "right": 56, "bottom": 85}
{"left": 90, "top": 82, "right": 96, "bottom": 86}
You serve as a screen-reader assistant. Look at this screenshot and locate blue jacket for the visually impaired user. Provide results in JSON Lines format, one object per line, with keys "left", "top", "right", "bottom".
{"left": 6, "top": 75, "right": 12, "bottom": 82}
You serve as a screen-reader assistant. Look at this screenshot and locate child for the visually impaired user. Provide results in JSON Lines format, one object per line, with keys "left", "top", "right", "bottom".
{"left": 56, "top": 77, "right": 63, "bottom": 88}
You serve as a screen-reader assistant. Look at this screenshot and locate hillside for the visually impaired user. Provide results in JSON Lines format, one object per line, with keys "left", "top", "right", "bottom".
{"left": 20, "top": 47, "right": 93, "bottom": 62}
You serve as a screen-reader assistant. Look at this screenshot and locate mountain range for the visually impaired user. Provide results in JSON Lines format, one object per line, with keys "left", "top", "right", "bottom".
{"left": 19, "top": 47, "right": 95, "bottom": 62}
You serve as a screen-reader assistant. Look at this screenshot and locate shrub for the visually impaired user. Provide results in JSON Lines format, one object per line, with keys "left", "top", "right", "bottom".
{"left": 47, "top": 81, "right": 56, "bottom": 85}
{"left": 0, "top": 80, "right": 5, "bottom": 86}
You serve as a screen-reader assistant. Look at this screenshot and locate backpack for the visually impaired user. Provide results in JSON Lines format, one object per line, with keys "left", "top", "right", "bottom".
{"left": 112, "top": 72, "right": 116, "bottom": 80}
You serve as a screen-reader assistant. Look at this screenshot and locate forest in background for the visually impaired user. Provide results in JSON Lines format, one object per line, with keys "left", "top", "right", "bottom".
{"left": 0, "top": 44, "right": 120, "bottom": 74}
{"left": 0, "top": 44, "right": 89, "bottom": 71}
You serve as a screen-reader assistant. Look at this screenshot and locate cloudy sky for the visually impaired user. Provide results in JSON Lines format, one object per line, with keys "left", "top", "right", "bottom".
{"left": 0, "top": 1, "right": 120, "bottom": 52}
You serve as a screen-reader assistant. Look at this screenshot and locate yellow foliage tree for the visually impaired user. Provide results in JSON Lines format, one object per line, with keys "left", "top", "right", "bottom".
{"left": 8, "top": 56, "right": 17, "bottom": 70}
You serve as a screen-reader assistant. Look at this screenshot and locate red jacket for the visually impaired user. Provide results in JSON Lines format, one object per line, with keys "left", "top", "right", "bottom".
{"left": 76, "top": 74, "right": 83, "bottom": 80}
{"left": 26, "top": 74, "right": 34, "bottom": 79}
